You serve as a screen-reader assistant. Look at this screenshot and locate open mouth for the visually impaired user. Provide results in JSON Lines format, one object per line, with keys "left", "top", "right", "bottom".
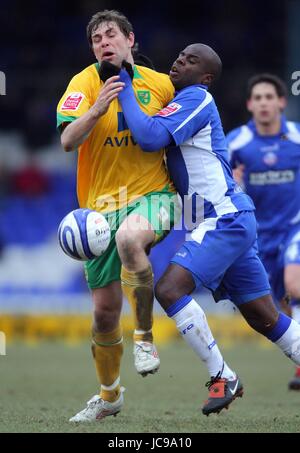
{"left": 170, "top": 66, "right": 179, "bottom": 76}
{"left": 102, "top": 51, "right": 115, "bottom": 59}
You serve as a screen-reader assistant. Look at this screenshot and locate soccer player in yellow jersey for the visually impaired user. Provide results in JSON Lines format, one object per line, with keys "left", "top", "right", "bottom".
{"left": 57, "top": 10, "right": 179, "bottom": 422}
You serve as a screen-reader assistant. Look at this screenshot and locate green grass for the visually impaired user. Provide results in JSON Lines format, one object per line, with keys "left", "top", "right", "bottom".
{"left": 1, "top": 340, "right": 300, "bottom": 433}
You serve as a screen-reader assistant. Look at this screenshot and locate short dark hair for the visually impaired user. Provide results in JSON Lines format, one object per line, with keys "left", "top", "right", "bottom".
{"left": 87, "top": 10, "right": 133, "bottom": 48}
{"left": 247, "top": 73, "right": 287, "bottom": 99}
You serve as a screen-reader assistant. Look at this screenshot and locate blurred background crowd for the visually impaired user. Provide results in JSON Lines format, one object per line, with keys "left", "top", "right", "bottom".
{"left": 0, "top": 0, "right": 299, "bottom": 315}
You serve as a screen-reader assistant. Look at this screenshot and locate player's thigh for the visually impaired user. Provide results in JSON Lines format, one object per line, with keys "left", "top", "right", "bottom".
{"left": 117, "top": 213, "right": 156, "bottom": 251}
{"left": 116, "top": 189, "right": 180, "bottom": 252}
{"left": 222, "top": 243, "right": 271, "bottom": 306}
{"left": 129, "top": 189, "right": 181, "bottom": 246}
{"left": 84, "top": 212, "right": 122, "bottom": 289}
{"left": 170, "top": 211, "right": 257, "bottom": 291}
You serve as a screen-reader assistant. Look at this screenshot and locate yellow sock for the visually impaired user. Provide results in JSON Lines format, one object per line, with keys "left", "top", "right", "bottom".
{"left": 91, "top": 325, "right": 123, "bottom": 402}
{"left": 121, "top": 265, "right": 154, "bottom": 343}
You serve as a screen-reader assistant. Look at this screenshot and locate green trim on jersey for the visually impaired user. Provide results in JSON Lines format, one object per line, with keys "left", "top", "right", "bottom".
{"left": 133, "top": 66, "right": 143, "bottom": 79}
{"left": 56, "top": 113, "right": 78, "bottom": 131}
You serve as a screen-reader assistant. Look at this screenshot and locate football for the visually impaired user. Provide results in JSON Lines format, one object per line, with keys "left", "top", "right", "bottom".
{"left": 58, "top": 208, "right": 111, "bottom": 261}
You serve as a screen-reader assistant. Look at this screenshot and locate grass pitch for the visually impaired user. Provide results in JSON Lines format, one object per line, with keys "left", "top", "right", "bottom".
{"left": 1, "top": 340, "right": 300, "bottom": 433}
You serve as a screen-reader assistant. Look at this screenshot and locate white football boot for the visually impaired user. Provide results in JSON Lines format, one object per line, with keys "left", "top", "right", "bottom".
{"left": 69, "top": 388, "right": 124, "bottom": 422}
{"left": 134, "top": 341, "right": 160, "bottom": 377}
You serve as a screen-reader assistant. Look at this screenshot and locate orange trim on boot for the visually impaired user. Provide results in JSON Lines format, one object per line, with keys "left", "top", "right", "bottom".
{"left": 208, "top": 379, "right": 226, "bottom": 398}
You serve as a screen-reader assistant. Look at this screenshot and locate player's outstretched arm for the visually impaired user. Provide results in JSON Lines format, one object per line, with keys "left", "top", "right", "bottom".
{"left": 61, "top": 76, "right": 124, "bottom": 152}
{"left": 117, "top": 70, "right": 172, "bottom": 151}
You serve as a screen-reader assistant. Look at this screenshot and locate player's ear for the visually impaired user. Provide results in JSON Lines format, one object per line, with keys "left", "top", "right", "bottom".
{"left": 128, "top": 31, "right": 135, "bottom": 49}
{"left": 246, "top": 99, "right": 253, "bottom": 114}
{"left": 279, "top": 96, "right": 287, "bottom": 111}
{"left": 202, "top": 73, "right": 213, "bottom": 86}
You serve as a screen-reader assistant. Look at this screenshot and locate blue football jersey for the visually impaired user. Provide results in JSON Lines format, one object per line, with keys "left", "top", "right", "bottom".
{"left": 227, "top": 117, "right": 300, "bottom": 254}
{"left": 154, "top": 84, "right": 254, "bottom": 224}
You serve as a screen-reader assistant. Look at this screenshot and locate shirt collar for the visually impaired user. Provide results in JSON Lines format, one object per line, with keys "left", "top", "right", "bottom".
{"left": 197, "top": 83, "right": 208, "bottom": 90}
{"left": 133, "top": 65, "right": 143, "bottom": 79}
{"left": 176, "top": 83, "right": 208, "bottom": 96}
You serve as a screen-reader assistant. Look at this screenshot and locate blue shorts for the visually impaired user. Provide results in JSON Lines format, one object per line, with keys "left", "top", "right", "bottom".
{"left": 171, "top": 211, "right": 271, "bottom": 306}
{"left": 260, "top": 223, "right": 300, "bottom": 305}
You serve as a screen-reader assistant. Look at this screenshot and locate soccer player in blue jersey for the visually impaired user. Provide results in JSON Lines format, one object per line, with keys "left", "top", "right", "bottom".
{"left": 114, "top": 43, "right": 300, "bottom": 415}
{"left": 227, "top": 74, "right": 300, "bottom": 390}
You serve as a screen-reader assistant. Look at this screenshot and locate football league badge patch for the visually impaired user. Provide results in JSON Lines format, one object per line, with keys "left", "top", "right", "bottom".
{"left": 157, "top": 102, "right": 182, "bottom": 117}
{"left": 61, "top": 92, "right": 85, "bottom": 111}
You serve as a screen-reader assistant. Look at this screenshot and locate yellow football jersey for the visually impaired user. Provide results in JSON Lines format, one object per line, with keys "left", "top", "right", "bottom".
{"left": 57, "top": 64, "right": 175, "bottom": 212}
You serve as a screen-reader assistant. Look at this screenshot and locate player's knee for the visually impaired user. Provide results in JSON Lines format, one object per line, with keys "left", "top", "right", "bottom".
{"left": 116, "top": 229, "right": 140, "bottom": 257}
{"left": 244, "top": 309, "right": 279, "bottom": 335}
{"left": 93, "top": 305, "right": 120, "bottom": 333}
{"left": 239, "top": 295, "right": 279, "bottom": 335}
{"left": 155, "top": 280, "right": 180, "bottom": 310}
{"left": 247, "top": 317, "right": 276, "bottom": 335}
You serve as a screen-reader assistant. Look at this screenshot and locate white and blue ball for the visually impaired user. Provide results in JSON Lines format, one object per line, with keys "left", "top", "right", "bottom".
{"left": 58, "top": 209, "right": 111, "bottom": 261}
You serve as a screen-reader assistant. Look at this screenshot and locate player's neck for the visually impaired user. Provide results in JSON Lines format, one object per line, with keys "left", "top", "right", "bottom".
{"left": 127, "top": 54, "right": 135, "bottom": 66}
{"left": 255, "top": 117, "right": 281, "bottom": 136}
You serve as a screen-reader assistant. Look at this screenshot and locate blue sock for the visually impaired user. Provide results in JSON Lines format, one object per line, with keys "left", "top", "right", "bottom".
{"left": 266, "top": 313, "right": 291, "bottom": 342}
{"left": 165, "top": 295, "right": 193, "bottom": 317}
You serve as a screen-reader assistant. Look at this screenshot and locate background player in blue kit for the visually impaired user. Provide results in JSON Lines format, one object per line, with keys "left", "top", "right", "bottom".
{"left": 227, "top": 74, "right": 300, "bottom": 390}
{"left": 115, "top": 43, "right": 300, "bottom": 415}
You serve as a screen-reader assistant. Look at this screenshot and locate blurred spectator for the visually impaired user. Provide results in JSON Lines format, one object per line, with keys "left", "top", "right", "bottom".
{"left": 11, "top": 161, "right": 50, "bottom": 197}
